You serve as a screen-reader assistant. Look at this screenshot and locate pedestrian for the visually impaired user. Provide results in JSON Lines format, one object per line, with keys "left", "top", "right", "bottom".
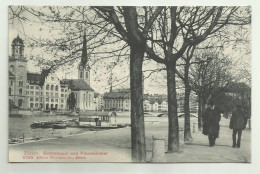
{"left": 202, "top": 102, "right": 221, "bottom": 147}
{"left": 229, "top": 105, "right": 248, "bottom": 148}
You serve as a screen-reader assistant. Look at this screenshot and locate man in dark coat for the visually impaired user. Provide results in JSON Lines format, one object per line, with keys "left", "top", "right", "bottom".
{"left": 230, "top": 105, "right": 248, "bottom": 148}
{"left": 202, "top": 103, "right": 221, "bottom": 147}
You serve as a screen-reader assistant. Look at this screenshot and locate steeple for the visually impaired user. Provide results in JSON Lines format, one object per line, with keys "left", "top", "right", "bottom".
{"left": 78, "top": 30, "right": 90, "bottom": 85}
{"left": 81, "top": 30, "right": 88, "bottom": 68}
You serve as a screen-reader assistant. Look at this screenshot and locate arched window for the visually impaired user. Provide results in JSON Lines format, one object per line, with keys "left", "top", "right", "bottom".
{"left": 80, "top": 71, "right": 83, "bottom": 78}
{"left": 18, "top": 99, "right": 23, "bottom": 107}
{"left": 46, "top": 84, "right": 49, "bottom": 90}
{"left": 55, "top": 85, "right": 59, "bottom": 91}
{"left": 20, "top": 47, "right": 23, "bottom": 55}
{"left": 51, "top": 85, "right": 54, "bottom": 90}
{"left": 30, "top": 103, "right": 34, "bottom": 108}
{"left": 86, "top": 72, "right": 88, "bottom": 79}
{"left": 19, "top": 89, "right": 22, "bottom": 95}
{"left": 46, "top": 103, "right": 49, "bottom": 110}
{"left": 89, "top": 94, "right": 91, "bottom": 107}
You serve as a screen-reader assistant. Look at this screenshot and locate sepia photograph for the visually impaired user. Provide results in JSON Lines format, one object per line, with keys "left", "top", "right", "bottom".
{"left": 7, "top": 5, "right": 251, "bottom": 163}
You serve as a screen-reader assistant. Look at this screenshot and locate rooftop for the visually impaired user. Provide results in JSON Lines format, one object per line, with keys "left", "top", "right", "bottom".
{"left": 27, "top": 72, "right": 41, "bottom": 85}
{"left": 61, "top": 79, "right": 94, "bottom": 91}
{"left": 103, "top": 91, "right": 130, "bottom": 100}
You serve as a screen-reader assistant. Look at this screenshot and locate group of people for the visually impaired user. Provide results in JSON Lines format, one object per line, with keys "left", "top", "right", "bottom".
{"left": 202, "top": 103, "right": 248, "bottom": 148}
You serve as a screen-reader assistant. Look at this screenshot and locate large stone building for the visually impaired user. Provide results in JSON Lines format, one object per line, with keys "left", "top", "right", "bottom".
{"left": 103, "top": 89, "right": 131, "bottom": 111}
{"left": 8, "top": 35, "right": 95, "bottom": 111}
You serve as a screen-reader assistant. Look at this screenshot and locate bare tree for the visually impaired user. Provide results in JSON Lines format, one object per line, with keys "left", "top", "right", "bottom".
{"left": 91, "top": 6, "right": 164, "bottom": 162}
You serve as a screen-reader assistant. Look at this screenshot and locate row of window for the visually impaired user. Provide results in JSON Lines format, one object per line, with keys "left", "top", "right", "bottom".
{"left": 25, "top": 91, "right": 68, "bottom": 98}
{"left": 45, "top": 84, "right": 59, "bottom": 91}
{"left": 29, "top": 103, "right": 65, "bottom": 109}
{"left": 30, "top": 103, "right": 43, "bottom": 108}
{"left": 29, "top": 97, "right": 65, "bottom": 103}
{"left": 26, "top": 91, "right": 42, "bottom": 95}
{"left": 30, "top": 97, "right": 42, "bottom": 102}
{"left": 26, "top": 85, "right": 40, "bottom": 90}
{"left": 79, "top": 71, "right": 89, "bottom": 79}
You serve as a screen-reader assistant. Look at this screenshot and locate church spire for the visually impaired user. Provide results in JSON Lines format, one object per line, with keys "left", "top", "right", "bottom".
{"left": 78, "top": 29, "right": 90, "bottom": 85}
{"left": 81, "top": 30, "right": 88, "bottom": 69}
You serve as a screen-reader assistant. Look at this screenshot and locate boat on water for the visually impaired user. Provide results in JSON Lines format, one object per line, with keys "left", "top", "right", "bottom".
{"left": 30, "top": 121, "right": 53, "bottom": 128}
{"left": 78, "top": 112, "right": 126, "bottom": 129}
{"left": 52, "top": 123, "right": 67, "bottom": 129}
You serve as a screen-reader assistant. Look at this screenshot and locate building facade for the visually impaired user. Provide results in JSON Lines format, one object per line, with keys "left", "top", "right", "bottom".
{"left": 9, "top": 36, "right": 95, "bottom": 111}
{"left": 103, "top": 89, "right": 131, "bottom": 111}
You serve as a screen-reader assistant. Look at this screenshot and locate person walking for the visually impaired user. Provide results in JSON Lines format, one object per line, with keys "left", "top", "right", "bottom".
{"left": 230, "top": 105, "right": 248, "bottom": 148}
{"left": 202, "top": 103, "right": 221, "bottom": 147}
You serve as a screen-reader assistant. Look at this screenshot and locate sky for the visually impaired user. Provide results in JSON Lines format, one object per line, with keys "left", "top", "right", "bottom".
{"left": 8, "top": 6, "right": 251, "bottom": 95}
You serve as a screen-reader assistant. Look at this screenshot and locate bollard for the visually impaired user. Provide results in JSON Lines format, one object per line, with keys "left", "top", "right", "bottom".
{"left": 151, "top": 135, "right": 165, "bottom": 163}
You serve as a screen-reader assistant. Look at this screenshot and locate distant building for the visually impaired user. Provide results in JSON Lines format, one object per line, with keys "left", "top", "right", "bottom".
{"left": 103, "top": 89, "right": 131, "bottom": 111}
{"left": 9, "top": 35, "right": 96, "bottom": 111}
{"left": 143, "top": 94, "right": 168, "bottom": 112}
{"left": 177, "top": 92, "right": 198, "bottom": 113}
{"left": 94, "top": 93, "right": 103, "bottom": 111}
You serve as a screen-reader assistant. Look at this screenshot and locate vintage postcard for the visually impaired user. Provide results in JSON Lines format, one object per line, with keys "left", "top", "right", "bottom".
{"left": 8, "top": 6, "right": 251, "bottom": 163}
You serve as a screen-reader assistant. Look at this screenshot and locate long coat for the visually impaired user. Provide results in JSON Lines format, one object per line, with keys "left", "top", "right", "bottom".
{"left": 230, "top": 109, "right": 247, "bottom": 130}
{"left": 202, "top": 108, "right": 221, "bottom": 138}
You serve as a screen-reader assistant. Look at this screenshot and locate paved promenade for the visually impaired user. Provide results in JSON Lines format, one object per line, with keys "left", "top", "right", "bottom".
{"left": 9, "top": 118, "right": 251, "bottom": 163}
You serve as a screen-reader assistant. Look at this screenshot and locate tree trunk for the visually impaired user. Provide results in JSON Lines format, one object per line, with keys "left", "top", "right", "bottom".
{"left": 198, "top": 93, "right": 202, "bottom": 130}
{"left": 184, "top": 84, "right": 192, "bottom": 141}
{"left": 166, "top": 61, "right": 179, "bottom": 152}
{"left": 183, "top": 60, "right": 192, "bottom": 141}
{"left": 130, "top": 45, "right": 146, "bottom": 162}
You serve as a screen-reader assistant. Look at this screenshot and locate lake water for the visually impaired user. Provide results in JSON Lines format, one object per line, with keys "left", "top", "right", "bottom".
{"left": 9, "top": 113, "right": 191, "bottom": 143}
{"left": 9, "top": 113, "right": 133, "bottom": 141}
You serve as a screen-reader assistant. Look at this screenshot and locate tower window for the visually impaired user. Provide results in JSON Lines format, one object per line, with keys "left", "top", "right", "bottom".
{"left": 19, "top": 89, "right": 22, "bottom": 95}
{"left": 86, "top": 72, "right": 88, "bottom": 79}
{"left": 19, "top": 81, "right": 23, "bottom": 86}
{"left": 80, "top": 72, "right": 83, "bottom": 78}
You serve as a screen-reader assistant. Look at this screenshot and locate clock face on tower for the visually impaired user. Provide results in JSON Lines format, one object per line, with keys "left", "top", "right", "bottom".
{"left": 18, "top": 66, "right": 25, "bottom": 75}
{"left": 9, "top": 65, "right": 14, "bottom": 73}
{"left": 79, "top": 64, "right": 84, "bottom": 71}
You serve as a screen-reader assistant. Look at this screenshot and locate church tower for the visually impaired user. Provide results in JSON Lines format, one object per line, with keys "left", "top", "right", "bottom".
{"left": 78, "top": 65, "right": 90, "bottom": 85}
{"left": 9, "top": 35, "right": 27, "bottom": 108}
{"left": 78, "top": 30, "right": 90, "bottom": 85}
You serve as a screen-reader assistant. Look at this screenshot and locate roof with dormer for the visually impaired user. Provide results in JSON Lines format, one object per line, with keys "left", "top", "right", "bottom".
{"left": 103, "top": 91, "right": 130, "bottom": 100}
{"left": 27, "top": 72, "right": 41, "bottom": 85}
